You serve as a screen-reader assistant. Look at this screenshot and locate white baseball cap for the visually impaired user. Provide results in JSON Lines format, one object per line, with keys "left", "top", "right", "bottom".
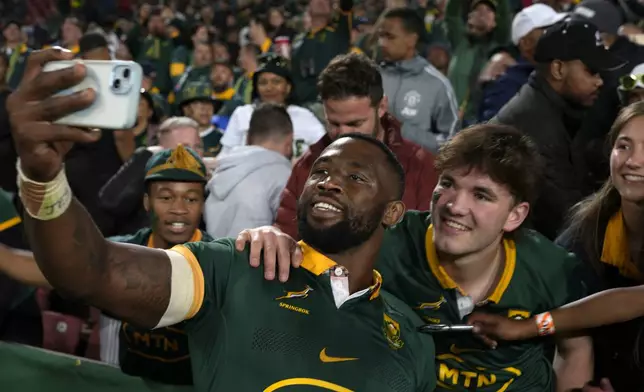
{"left": 511, "top": 4, "right": 567, "bottom": 45}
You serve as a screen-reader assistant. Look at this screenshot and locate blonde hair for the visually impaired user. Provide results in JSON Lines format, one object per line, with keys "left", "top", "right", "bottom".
{"left": 158, "top": 116, "right": 199, "bottom": 136}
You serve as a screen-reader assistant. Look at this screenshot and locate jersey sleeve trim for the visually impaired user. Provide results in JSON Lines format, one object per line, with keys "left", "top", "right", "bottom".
{"left": 171, "top": 245, "right": 205, "bottom": 319}
{"left": 0, "top": 216, "right": 21, "bottom": 232}
{"left": 153, "top": 247, "right": 203, "bottom": 328}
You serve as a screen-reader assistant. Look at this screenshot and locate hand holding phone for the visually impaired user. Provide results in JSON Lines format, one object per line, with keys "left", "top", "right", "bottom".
{"left": 42, "top": 60, "right": 143, "bottom": 130}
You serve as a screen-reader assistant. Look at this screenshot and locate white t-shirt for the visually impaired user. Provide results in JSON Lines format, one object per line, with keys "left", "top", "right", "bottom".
{"left": 220, "top": 104, "right": 326, "bottom": 158}
{"left": 99, "top": 314, "right": 121, "bottom": 366}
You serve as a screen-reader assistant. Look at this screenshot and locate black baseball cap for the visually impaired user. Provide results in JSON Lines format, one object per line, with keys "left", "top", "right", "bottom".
{"left": 534, "top": 19, "right": 626, "bottom": 72}
{"left": 570, "top": 0, "right": 623, "bottom": 35}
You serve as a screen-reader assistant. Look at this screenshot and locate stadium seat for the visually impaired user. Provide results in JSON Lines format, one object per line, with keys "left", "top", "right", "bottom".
{"left": 41, "top": 311, "right": 83, "bottom": 355}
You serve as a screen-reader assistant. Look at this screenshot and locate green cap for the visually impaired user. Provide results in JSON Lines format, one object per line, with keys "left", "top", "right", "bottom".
{"left": 177, "top": 81, "right": 215, "bottom": 107}
{"left": 145, "top": 145, "right": 208, "bottom": 183}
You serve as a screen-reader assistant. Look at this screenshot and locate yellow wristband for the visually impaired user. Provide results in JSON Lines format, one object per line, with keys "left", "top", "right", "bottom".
{"left": 17, "top": 160, "right": 72, "bottom": 221}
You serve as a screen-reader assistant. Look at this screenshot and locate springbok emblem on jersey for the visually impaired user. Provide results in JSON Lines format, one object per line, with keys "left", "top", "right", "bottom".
{"left": 383, "top": 313, "right": 404, "bottom": 350}
{"left": 415, "top": 296, "right": 447, "bottom": 310}
{"left": 275, "top": 285, "right": 314, "bottom": 300}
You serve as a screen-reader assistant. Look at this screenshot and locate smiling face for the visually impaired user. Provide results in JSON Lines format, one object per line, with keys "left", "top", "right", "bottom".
{"left": 144, "top": 181, "right": 205, "bottom": 247}
{"left": 210, "top": 63, "right": 233, "bottom": 89}
{"left": 185, "top": 100, "right": 215, "bottom": 126}
{"left": 611, "top": 115, "right": 644, "bottom": 203}
{"left": 256, "top": 71, "right": 291, "bottom": 104}
{"left": 297, "top": 137, "right": 403, "bottom": 254}
{"left": 430, "top": 167, "right": 528, "bottom": 258}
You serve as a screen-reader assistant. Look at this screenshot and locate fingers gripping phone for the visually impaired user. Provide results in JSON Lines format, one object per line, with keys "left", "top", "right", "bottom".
{"left": 42, "top": 60, "right": 143, "bottom": 129}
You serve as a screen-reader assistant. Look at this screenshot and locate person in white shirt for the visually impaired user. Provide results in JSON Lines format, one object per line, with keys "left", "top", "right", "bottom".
{"left": 220, "top": 54, "right": 325, "bottom": 159}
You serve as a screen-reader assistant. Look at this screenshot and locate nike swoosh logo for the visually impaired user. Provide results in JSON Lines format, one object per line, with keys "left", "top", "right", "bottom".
{"left": 449, "top": 344, "right": 483, "bottom": 355}
{"left": 319, "top": 348, "right": 359, "bottom": 363}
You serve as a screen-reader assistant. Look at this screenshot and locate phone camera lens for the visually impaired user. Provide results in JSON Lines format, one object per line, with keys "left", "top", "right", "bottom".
{"left": 123, "top": 68, "right": 130, "bottom": 79}
{"left": 113, "top": 79, "right": 121, "bottom": 89}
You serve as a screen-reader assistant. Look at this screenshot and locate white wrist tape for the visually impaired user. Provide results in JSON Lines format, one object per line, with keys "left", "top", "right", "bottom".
{"left": 17, "top": 160, "right": 72, "bottom": 221}
{"left": 154, "top": 248, "right": 199, "bottom": 329}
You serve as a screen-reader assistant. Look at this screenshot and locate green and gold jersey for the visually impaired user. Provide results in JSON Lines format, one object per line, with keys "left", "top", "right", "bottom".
{"left": 5, "top": 44, "right": 31, "bottom": 90}
{"left": 376, "top": 211, "right": 591, "bottom": 392}
{"left": 291, "top": 10, "right": 352, "bottom": 104}
{"left": 170, "top": 45, "right": 192, "bottom": 86}
{"left": 173, "top": 240, "right": 437, "bottom": 392}
{"left": 110, "top": 228, "right": 210, "bottom": 385}
{"left": 137, "top": 37, "right": 174, "bottom": 95}
{"left": 0, "top": 189, "right": 20, "bottom": 232}
{"left": 200, "top": 127, "right": 224, "bottom": 157}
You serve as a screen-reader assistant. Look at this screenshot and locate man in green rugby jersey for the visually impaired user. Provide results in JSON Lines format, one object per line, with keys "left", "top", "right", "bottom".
{"left": 8, "top": 48, "right": 436, "bottom": 392}
{"left": 240, "top": 124, "right": 596, "bottom": 391}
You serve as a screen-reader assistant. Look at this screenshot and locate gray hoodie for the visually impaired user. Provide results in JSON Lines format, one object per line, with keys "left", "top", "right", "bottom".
{"left": 204, "top": 146, "right": 292, "bottom": 238}
{"left": 381, "top": 55, "right": 459, "bottom": 153}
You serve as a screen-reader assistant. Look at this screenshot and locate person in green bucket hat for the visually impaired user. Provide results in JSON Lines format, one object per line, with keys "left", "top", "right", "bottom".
{"left": 177, "top": 81, "right": 224, "bottom": 157}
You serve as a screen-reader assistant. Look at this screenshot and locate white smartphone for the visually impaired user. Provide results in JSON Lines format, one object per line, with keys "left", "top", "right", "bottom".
{"left": 42, "top": 60, "right": 143, "bottom": 129}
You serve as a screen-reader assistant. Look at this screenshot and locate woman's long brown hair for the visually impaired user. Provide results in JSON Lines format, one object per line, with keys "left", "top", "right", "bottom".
{"left": 565, "top": 101, "right": 644, "bottom": 275}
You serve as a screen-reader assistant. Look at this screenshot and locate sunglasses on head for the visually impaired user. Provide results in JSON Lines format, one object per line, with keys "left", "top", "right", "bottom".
{"left": 620, "top": 74, "right": 644, "bottom": 91}
{"left": 259, "top": 53, "right": 289, "bottom": 68}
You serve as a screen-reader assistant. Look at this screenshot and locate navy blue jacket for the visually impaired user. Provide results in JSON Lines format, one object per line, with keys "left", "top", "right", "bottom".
{"left": 478, "top": 58, "right": 533, "bottom": 123}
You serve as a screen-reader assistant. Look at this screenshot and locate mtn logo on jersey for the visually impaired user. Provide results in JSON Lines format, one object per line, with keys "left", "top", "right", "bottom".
{"left": 275, "top": 285, "right": 314, "bottom": 300}
{"left": 415, "top": 296, "right": 447, "bottom": 310}
{"left": 382, "top": 313, "right": 404, "bottom": 350}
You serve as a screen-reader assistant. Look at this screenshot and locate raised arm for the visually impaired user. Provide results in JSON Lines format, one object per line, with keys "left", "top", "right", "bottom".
{"left": 9, "top": 49, "right": 175, "bottom": 329}
{"left": 24, "top": 199, "right": 171, "bottom": 328}
{"left": 551, "top": 286, "right": 644, "bottom": 333}
{"left": 469, "top": 285, "right": 644, "bottom": 344}
{"left": 0, "top": 243, "right": 51, "bottom": 288}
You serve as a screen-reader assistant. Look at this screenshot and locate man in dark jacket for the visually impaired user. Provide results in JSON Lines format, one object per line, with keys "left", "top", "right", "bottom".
{"left": 274, "top": 53, "right": 438, "bottom": 239}
{"left": 571, "top": 0, "right": 644, "bottom": 188}
{"left": 492, "top": 19, "right": 624, "bottom": 240}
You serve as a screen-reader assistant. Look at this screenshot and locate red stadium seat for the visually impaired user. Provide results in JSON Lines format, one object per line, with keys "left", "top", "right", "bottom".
{"left": 41, "top": 311, "right": 83, "bottom": 355}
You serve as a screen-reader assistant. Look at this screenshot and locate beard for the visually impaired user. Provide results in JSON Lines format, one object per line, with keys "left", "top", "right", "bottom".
{"left": 296, "top": 197, "right": 385, "bottom": 254}
{"left": 213, "top": 82, "right": 229, "bottom": 92}
{"left": 329, "top": 110, "right": 380, "bottom": 141}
